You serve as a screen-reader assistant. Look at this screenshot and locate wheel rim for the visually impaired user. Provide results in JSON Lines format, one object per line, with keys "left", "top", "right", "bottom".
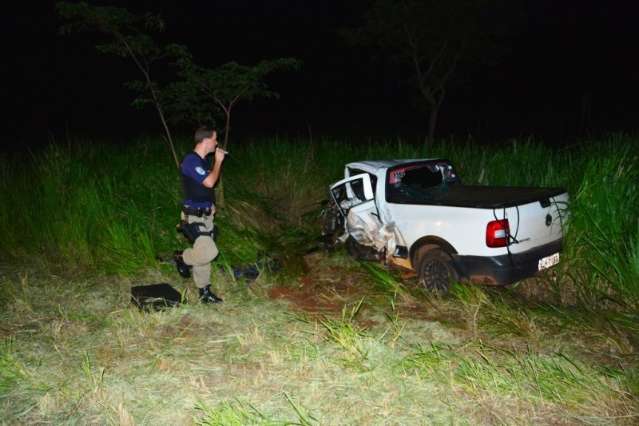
{"left": 421, "top": 260, "right": 450, "bottom": 292}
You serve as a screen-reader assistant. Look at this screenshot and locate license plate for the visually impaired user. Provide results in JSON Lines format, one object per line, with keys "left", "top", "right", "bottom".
{"left": 538, "top": 252, "right": 560, "bottom": 271}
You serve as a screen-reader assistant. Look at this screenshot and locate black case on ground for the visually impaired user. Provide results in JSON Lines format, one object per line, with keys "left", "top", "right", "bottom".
{"left": 131, "top": 283, "right": 182, "bottom": 311}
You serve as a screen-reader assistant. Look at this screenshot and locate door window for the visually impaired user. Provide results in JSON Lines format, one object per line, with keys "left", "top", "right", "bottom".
{"left": 330, "top": 173, "right": 374, "bottom": 216}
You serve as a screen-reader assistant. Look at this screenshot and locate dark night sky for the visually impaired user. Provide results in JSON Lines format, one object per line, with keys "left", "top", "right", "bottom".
{"left": 4, "top": 0, "right": 639, "bottom": 149}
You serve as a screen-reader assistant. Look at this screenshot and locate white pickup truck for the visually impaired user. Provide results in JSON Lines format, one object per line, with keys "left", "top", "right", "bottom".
{"left": 323, "top": 159, "right": 569, "bottom": 292}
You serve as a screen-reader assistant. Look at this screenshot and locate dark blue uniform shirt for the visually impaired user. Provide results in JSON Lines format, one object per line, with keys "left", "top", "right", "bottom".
{"left": 181, "top": 152, "right": 214, "bottom": 209}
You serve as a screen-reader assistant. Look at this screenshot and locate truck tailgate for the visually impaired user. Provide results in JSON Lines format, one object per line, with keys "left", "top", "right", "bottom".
{"left": 500, "top": 191, "right": 569, "bottom": 254}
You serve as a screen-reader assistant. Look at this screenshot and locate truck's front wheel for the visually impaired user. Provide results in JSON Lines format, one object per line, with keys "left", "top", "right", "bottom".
{"left": 416, "top": 246, "right": 458, "bottom": 294}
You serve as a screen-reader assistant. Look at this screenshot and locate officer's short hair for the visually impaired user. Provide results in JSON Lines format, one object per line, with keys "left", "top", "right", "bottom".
{"left": 194, "top": 126, "right": 216, "bottom": 144}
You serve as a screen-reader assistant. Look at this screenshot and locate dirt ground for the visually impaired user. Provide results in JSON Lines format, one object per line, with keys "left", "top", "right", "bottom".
{"left": 268, "top": 251, "right": 370, "bottom": 313}
{"left": 266, "top": 251, "right": 466, "bottom": 326}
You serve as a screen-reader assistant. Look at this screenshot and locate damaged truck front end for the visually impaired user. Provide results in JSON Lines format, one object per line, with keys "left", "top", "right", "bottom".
{"left": 322, "top": 171, "right": 405, "bottom": 264}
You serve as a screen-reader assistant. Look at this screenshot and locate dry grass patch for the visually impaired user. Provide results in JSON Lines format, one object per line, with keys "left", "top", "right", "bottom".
{"left": 0, "top": 259, "right": 637, "bottom": 424}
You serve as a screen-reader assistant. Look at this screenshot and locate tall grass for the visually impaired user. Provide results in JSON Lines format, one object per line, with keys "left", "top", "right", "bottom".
{"left": 0, "top": 135, "right": 637, "bottom": 307}
{"left": 400, "top": 342, "right": 632, "bottom": 416}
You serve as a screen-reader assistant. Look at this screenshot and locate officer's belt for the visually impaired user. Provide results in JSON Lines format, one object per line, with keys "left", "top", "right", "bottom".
{"left": 182, "top": 206, "right": 213, "bottom": 217}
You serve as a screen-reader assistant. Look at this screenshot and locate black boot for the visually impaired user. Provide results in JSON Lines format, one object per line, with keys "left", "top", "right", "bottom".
{"left": 199, "top": 285, "right": 223, "bottom": 304}
{"left": 174, "top": 251, "right": 191, "bottom": 278}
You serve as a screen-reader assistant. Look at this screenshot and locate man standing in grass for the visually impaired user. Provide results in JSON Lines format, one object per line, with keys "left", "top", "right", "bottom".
{"left": 174, "top": 126, "right": 226, "bottom": 304}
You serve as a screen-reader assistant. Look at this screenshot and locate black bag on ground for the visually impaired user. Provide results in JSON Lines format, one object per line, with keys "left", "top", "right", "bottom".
{"left": 131, "top": 283, "right": 182, "bottom": 311}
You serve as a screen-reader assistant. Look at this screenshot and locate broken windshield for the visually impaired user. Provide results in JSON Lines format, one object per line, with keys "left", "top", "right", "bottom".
{"left": 386, "top": 161, "right": 458, "bottom": 204}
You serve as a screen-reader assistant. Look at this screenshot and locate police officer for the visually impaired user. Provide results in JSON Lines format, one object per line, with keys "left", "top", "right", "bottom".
{"left": 174, "top": 126, "right": 226, "bottom": 304}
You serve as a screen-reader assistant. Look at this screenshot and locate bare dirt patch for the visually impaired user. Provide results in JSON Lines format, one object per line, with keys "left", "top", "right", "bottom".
{"left": 267, "top": 251, "right": 453, "bottom": 325}
{"left": 268, "top": 252, "right": 377, "bottom": 314}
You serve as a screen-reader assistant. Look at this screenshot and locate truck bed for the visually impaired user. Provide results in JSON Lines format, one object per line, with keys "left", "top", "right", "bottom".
{"left": 392, "top": 185, "right": 566, "bottom": 209}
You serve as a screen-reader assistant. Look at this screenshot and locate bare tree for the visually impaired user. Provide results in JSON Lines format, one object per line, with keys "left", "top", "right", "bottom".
{"left": 347, "top": 0, "right": 517, "bottom": 146}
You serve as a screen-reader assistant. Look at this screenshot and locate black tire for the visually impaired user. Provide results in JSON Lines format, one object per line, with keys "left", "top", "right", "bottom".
{"left": 415, "top": 245, "right": 458, "bottom": 294}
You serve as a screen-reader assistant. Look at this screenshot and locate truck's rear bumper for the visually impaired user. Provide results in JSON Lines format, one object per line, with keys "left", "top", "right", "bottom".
{"left": 452, "top": 240, "right": 563, "bottom": 286}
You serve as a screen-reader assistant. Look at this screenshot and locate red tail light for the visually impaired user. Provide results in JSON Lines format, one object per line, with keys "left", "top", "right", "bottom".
{"left": 486, "top": 219, "right": 510, "bottom": 247}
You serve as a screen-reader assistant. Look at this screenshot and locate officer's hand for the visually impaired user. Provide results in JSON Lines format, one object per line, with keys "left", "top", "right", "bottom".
{"left": 214, "top": 148, "right": 226, "bottom": 163}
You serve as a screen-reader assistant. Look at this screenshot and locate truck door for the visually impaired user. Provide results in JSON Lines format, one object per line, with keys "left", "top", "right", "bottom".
{"left": 330, "top": 173, "right": 376, "bottom": 217}
{"left": 329, "top": 173, "right": 382, "bottom": 245}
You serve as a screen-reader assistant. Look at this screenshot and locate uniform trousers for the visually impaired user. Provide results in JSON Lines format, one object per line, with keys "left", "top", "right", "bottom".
{"left": 181, "top": 211, "right": 219, "bottom": 288}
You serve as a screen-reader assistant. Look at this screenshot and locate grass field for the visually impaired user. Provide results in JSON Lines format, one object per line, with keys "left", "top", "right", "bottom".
{"left": 1, "top": 135, "right": 638, "bottom": 423}
{"left": 1, "top": 252, "right": 637, "bottom": 424}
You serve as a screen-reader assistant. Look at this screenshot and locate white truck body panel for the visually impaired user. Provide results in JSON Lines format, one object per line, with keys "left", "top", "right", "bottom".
{"left": 384, "top": 203, "right": 498, "bottom": 256}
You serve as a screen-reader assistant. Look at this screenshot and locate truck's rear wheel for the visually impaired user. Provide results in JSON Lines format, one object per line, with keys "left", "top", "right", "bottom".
{"left": 415, "top": 246, "right": 458, "bottom": 294}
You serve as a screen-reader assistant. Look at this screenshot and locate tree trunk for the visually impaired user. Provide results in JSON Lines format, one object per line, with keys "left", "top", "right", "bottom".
{"left": 216, "top": 178, "right": 226, "bottom": 208}
{"left": 118, "top": 35, "right": 179, "bottom": 169}
{"left": 217, "top": 109, "right": 232, "bottom": 208}
{"left": 154, "top": 101, "right": 179, "bottom": 168}
{"left": 425, "top": 103, "right": 440, "bottom": 149}
{"left": 222, "top": 109, "right": 231, "bottom": 150}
